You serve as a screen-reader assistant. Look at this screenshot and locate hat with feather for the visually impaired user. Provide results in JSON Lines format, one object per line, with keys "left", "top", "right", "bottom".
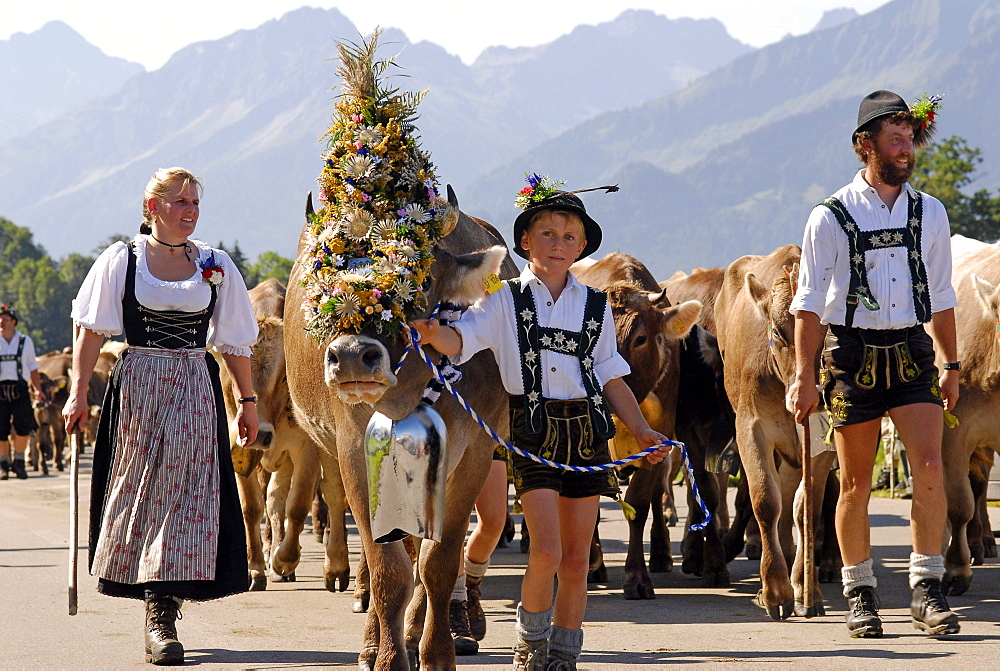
{"left": 852, "top": 90, "right": 942, "bottom": 147}
{"left": 512, "top": 173, "right": 618, "bottom": 260}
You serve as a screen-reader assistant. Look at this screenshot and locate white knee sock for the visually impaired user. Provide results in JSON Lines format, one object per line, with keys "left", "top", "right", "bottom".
{"left": 451, "top": 572, "right": 467, "bottom": 602}
{"left": 909, "top": 553, "right": 945, "bottom": 589}
{"left": 841, "top": 558, "right": 877, "bottom": 597}
{"left": 516, "top": 603, "right": 552, "bottom": 642}
{"left": 465, "top": 556, "right": 489, "bottom": 581}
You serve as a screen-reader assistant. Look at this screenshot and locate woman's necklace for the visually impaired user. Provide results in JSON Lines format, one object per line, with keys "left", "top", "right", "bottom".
{"left": 150, "top": 235, "right": 192, "bottom": 261}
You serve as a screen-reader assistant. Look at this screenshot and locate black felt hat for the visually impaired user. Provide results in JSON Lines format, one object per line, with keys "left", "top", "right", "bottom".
{"left": 512, "top": 191, "right": 603, "bottom": 260}
{"left": 0, "top": 304, "right": 18, "bottom": 323}
{"left": 854, "top": 90, "right": 910, "bottom": 137}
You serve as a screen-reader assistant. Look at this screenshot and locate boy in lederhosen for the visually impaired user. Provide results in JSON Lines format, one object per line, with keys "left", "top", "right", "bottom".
{"left": 411, "top": 176, "right": 670, "bottom": 670}
{"left": 789, "top": 91, "right": 960, "bottom": 638}
{"left": 0, "top": 305, "right": 46, "bottom": 480}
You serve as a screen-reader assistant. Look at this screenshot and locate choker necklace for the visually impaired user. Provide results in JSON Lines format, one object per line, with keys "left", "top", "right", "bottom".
{"left": 150, "top": 235, "right": 192, "bottom": 261}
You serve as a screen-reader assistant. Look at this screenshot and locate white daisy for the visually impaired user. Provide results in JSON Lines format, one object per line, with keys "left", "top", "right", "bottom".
{"left": 317, "top": 227, "right": 337, "bottom": 244}
{"left": 399, "top": 245, "right": 416, "bottom": 259}
{"left": 404, "top": 203, "right": 430, "bottom": 223}
{"left": 335, "top": 292, "right": 361, "bottom": 317}
{"left": 371, "top": 219, "right": 398, "bottom": 242}
{"left": 344, "top": 155, "right": 375, "bottom": 179}
{"left": 344, "top": 208, "right": 375, "bottom": 240}
{"left": 357, "top": 126, "right": 383, "bottom": 145}
{"left": 392, "top": 278, "right": 415, "bottom": 303}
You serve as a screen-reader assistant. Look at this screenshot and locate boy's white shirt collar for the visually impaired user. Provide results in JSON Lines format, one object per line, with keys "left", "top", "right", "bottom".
{"left": 517, "top": 265, "right": 585, "bottom": 294}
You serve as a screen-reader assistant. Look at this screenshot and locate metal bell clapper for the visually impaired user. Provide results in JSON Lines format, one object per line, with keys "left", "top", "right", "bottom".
{"left": 365, "top": 404, "right": 448, "bottom": 544}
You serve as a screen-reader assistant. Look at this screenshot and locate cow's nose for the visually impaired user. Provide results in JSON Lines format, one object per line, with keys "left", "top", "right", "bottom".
{"left": 360, "top": 343, "right": 384, "bottom": 371}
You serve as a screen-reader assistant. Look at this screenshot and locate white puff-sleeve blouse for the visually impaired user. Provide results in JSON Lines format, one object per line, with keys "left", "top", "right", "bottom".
{"left": 72, "top": 236, "right": 258, "bottom": 357}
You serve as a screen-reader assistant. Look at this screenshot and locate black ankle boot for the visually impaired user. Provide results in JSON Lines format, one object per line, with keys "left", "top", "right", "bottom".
{"left": 465, "top": 575, "right": 486, "bottom": 641}
{"left": 448, "top": 599, "right": 478, "bottom": 655}
{"left": 145, "top": 596, "right": 184, "bottom": 665}
{"left": 911, "top": 578, "right": 960, "bottom": 635}
{"left": 11, "top": 458, "right": 28, "bottom": 480}
{"left": 845, "top": 586, "right": 882, "bottom": 638}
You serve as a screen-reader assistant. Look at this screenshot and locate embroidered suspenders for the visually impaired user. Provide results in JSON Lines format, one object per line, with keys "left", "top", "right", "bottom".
{"left": 507, "top": 279, "right": 616, "bottom": 440}
{"left": 820, "top": 192, "right": 932, "bottom": 327}
{"left": 0, "top": 335, "right": 26, "bottom": 381}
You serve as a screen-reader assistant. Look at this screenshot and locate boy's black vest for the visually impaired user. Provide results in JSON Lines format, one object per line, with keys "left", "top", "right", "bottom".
{"left": 507, "top": 278, "right": 616, "bottom": 440}
{"left": 819, "top": 191, "right": 931, "bottom": 328}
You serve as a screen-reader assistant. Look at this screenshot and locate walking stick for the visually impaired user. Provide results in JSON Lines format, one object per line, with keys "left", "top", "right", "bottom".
{"left": 69, "top": 430, "right": 81, "bottom": 615}
{"left": 800, "top": 417, "right": 816, "bottom": 617}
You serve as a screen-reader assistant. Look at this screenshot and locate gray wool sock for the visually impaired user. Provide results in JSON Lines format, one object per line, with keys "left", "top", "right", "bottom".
{"left": 0, "top": 455, "right": 9, "bottom": 466}
{"left": 549, "top": 626, "right": 583, "bottom": 657}
{"left": 909, "top": 553, "right": 946, "bottom": 589}
{"left": 515, "top": 603, "right": 552, "bottom": 642}
{"left": 841, "top": 558, "right": 877, "bottom": 597}
{"left": 451, "top": 572, "right": 467, "bottom": 602}
{"left": 465, "top": 556, "right": 489, "bottom": 580}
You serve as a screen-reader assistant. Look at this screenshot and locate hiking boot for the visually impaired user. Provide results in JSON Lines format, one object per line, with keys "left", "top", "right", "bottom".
{"left": 872, "top": 466, "right": 891, "bottom": 491}
{"left": 513, "top": 637, "right": 548, "bottom": 671}
{"left": 145, "top": 596, "right": 184, "bottom": 665}
{"left": 0, "top": 461, "right": 9, "bottom": 480}
{"left": 466, "top": 576, "right": 486, "bottom": 641}
{"left": 545, "top": 650, "right": 578, "bottom": 670}
{"left": 11, "top": 458, "right": 28, "bottom": 480}
{"left": 911, "top": 578, "right": 960, "bottom": 635}
{"left": 845, "top": 586, "right": 883, "bottom": 638}
{"left": 449, "top": 599, "right": 478, "bottom": 655}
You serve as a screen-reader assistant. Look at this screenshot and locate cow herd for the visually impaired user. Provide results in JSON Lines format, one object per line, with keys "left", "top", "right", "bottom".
{"left": 27, "top": 208, "right": 998, "bottom": 668}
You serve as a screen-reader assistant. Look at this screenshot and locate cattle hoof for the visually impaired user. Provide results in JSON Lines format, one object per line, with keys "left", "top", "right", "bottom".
{"left": 681, "top": 557, "right": 701, "bottom": 576}
{"left": 648, "top": 555, "right": 673, "bottom": 573}
{"left": 818, "top": 562, "right": 840, "bottom": 584}
{"left": 272, "top": 571, "right": 296, "bottom": 583}
{"left": 353, "top": 593, "right": 370, "bottom": 613}
{"left": 985, "top": 541, "right": 998, "bottom": 559}
{"left": 249, "top": 572, "right": 267, "bottom": 591}
{"left": 766, "top": 600, "right": 794, "bottom": 621}
{"left": 623, "top": 580, "right": 656, "bottom": 600}
{"left": 588, "top": 563, "right": 608, "bottom": 584}
{"left": 406, "top": 648, "right": 420, "bottom": 669}
{"left": 942, "top": 574, "right": 971, "bottom": 596}
{"left": 970, "top": 547, "right": 984, "bottom": 566}
{"left": 702, "top": 569, "right": 730, "bottom": 588}
{"left": 325, "top": 570, "right": 350, "bottom": 593}
{"left": 794, "top": 601, "right": 825, "bottom": 618}
{"left": 745, "top": 541, "right": 762, "bottom": 561}
{"left": 56, "top": 460, "right": 64, "bottom": 471}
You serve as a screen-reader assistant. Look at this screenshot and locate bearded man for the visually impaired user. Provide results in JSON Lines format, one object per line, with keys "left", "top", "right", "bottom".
{"left": 788, "top": 90, "right": 960, "bottom": 637}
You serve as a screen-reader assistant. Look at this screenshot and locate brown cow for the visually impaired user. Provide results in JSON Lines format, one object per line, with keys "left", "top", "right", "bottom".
{"left": 940, "top": 236, "right": 1000, "bottom": 594}
{"left": 715, "top": 245, "right": 838, "bottom": 620}
{"left": 220, "top": 278, "right": 350, "bottom": 593}
{"left": 574, "top": 252, "right": 702, "bottom": 599}
{"left": 285, "top": 188, "right": 515, "bottom": 668}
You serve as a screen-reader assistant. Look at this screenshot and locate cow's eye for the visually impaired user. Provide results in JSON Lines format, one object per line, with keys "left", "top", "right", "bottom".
{"left": 634, "top": 334, "right": 647, "bottom": 347}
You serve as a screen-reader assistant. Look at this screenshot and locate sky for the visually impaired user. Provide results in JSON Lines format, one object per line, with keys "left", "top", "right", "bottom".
{"left": 2, "top": 0, "right": 892, "bottom": 71}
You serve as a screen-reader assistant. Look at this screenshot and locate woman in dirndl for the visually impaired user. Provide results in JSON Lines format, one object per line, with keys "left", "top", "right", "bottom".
{"left": 63, "top": 167, "right": 259, "bottom": 666}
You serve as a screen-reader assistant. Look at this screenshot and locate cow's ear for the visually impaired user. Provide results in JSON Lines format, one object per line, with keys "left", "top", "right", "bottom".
{"left": 744, "top": 273, "right": 770, "bottom": 321}
{"left": 448, "top": 245, "right": 508, "bottom": 305}
{"left": 659, "top": 300, "right": 702, "bottom": 340}
{"left": 970, "top": 273, "right": 998, "bottom": 317}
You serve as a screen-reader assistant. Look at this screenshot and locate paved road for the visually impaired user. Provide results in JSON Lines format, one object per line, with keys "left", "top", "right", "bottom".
{"left": 2, "top": 454, "right": 998, "bottom": 669}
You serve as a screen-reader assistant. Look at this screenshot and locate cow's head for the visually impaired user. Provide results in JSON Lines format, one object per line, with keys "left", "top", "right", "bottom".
{"left": 745, "top": 262, "right": 799, "bottom": 388}
{"left": 605, "top": 282, "right": 702, "bottom": 401}
{"left": 240, "top": 316, "right": 284, "bottom": 449}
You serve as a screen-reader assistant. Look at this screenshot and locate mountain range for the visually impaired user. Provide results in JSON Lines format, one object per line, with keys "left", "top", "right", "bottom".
{"left": 2, "top": 1, "right": 998, "bottom": 281}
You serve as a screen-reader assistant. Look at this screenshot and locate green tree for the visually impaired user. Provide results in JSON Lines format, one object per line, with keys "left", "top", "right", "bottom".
{"left": 217, "top": 240, "right": 251, "bottom": 284}
{"left": 1, "top": 217, "right": 45, "bottom": 269}
{"left": 912, "top": 136, "right": 1000, "bottom": 241}
{"left": 247, "top": 251, "right": 294, "bottom": 288}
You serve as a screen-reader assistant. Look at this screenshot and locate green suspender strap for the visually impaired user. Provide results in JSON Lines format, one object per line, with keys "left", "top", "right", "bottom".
{"left": 819, "top": 193, "right": 931, "bottom": 327}
{"left": 508, "top": 279, "right": 616, "bottom": 440}
{"left": 0, "top": 335, "right": 26, "bottom": 381}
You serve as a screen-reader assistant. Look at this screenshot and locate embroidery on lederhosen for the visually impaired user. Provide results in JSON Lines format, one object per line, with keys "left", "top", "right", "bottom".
{"left": 820, "top": 192, "right": 931, "bottom": 328}
{"left": 507, "top": 279, "right": 615, "bottom": 462}
{"left": 0, "top": 335, "right": 27, "bottom": 402}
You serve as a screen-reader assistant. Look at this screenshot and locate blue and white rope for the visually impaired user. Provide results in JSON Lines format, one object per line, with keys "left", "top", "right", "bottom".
{"left": 401, "top": 324, "right": 713, "bottom": 531}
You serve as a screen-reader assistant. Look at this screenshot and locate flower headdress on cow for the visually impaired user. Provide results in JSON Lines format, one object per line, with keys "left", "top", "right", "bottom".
{"left": 299, "top": 30, "right": 459, "bottom": 341}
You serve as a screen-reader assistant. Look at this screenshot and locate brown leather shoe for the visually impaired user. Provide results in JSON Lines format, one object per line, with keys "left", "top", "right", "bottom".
{"left": 145, "top": 596, "right": 184, "bottom": 665}
{"left": 845, "top": 586, "right": 882, "bottom": 638}
{"left": 465, "top": 576, "right": 486, "bottom": 641}
{"left": 513, "top": 636, "right": 548, "bottom": 671}
{"left": 911, "top": 578, "right": 960, "bottom": 635}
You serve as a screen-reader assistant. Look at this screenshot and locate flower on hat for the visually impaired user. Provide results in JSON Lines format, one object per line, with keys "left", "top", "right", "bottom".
{"left": 911, "top": 93, "right": 943, "bottom": 130}
{"left": 514, "top": 173, "right": 565, "bottom": 210}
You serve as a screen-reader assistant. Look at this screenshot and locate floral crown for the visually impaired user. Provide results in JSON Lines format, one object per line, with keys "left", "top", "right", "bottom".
{"left": 299, "top": 30, "right": 458, "bottom": 342}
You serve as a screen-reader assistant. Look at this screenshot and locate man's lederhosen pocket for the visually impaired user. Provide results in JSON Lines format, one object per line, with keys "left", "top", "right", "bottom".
{"left": 510, "top": 397, "right": 600, "bottom": 466}
{"left": 0, "top": 379, "right": 25, "bottom": 403}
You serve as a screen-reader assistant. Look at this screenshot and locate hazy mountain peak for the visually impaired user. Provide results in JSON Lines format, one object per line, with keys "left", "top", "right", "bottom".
{"left": 811, "top": 7, "right": 860, "bottom": 33}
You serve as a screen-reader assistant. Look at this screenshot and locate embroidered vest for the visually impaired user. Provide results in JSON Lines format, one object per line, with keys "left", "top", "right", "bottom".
{"left": 0, "top": 334, "right": 26, "bottom": 380}
{"left": 507, "top": 278, "right": 615, "bottom": 439}
{"left": 820, "top": 192, "right": 931, "bottom": 328}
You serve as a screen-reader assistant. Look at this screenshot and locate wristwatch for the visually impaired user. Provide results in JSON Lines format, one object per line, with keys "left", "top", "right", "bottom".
{"left": 943, "top": 361, "right": 961, "bottom": 371}
{"left": 238, "top": 395, "right": 258, "bottom": 404}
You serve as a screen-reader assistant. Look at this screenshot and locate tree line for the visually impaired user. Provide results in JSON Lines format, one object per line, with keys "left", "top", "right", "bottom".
{"left": 0, "top": 224, "right": 293, "bottom": 354}
{"left": 2, "top": 136, "right": 998, "bottom": 354}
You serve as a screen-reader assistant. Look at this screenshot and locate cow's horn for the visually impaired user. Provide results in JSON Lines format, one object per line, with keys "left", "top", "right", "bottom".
{"left": 305, "top": 191, "right": 315, "bottom": 219}
{"left": 646, "top": 288, "right": 667, "bottom": 304}
{"left": 440, "top": 185, "right": 460, "bottom": 237}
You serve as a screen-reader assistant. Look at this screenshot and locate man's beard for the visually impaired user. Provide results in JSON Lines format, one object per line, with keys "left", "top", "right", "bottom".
{"left": 870, "top": 149, "right": 915, "bottom": 187}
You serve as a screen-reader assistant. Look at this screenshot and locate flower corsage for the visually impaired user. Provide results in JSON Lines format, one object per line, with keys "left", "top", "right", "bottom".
{"left": 198, "top": 252, "right": 226, "bottom": 288}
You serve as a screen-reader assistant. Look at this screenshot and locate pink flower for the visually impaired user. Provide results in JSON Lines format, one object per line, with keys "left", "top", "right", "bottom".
{"left": 361, "top": 192, "right": 372, "bottom": 202}
{"left": 351, "top": 114, "right": 363, "bottom": 124}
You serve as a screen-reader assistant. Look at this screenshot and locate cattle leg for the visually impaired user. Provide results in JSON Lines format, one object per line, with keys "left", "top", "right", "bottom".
{"left": 236, "top": 468, "right": 268, "bottom": 591}
{"left": 312, "top": 487, "right": 328, "bottom": 543}
{"left": 622, "top": 462, "right": 665, "bottom": 600}
{"left": 265, "top": 459, "right": 297, "bottom": 581}
{"left": 967, "top": 455, "right": 989, "bottom": 566}
{"left": 981, "top": 450, "right": 997, "bottom": 559}
{"left": 942, "top": 429, "right": 975, "bottom": 596}
{"left": 723, "top": 473, "right": 753, "bottom": 561}
{"left": 648, "top": 462, "right": 673, "bottom": 574}
{"left": 588, "top": 522, "right": 607, "bottom": 583}
{"left": 715, "top": 471, "right": 731, "bottom": 534}
{"left": 691, "top": 465, "right": 730, "bottom": 587}
{"left": 271, "top": 445, "right": 321, "bottom": 579}
{"left": 318, "top": 450, "right": 351, "bottom": 592}
{"left": 817, "top": 469, "right": 843, "bottom": 583}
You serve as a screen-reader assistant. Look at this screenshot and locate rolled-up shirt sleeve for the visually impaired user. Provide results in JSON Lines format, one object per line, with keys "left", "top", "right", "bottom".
{"left": 790, "top": 206, "right": 838, "bottom": 318}
{"left": 594, "top": 301, "right": 631, "bottom": 386}
{"left": 924, "top": 197, "right": 957, "bottom": 313}
{"left": 72, "top": 241, "right": 129, "bottom": 338}
{"left": 207, "top": 250, "right": 258, "bottom": 357}
{"left": 451, "top": 290, "right": 504, "bottom": 365}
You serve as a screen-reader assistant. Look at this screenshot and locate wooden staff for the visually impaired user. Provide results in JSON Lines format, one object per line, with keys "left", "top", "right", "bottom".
{"left": 801, "top": 418, "right": 815, "bottom": 615}
{"left": 69, "top": 430, "right": 81, "bottom": 615}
